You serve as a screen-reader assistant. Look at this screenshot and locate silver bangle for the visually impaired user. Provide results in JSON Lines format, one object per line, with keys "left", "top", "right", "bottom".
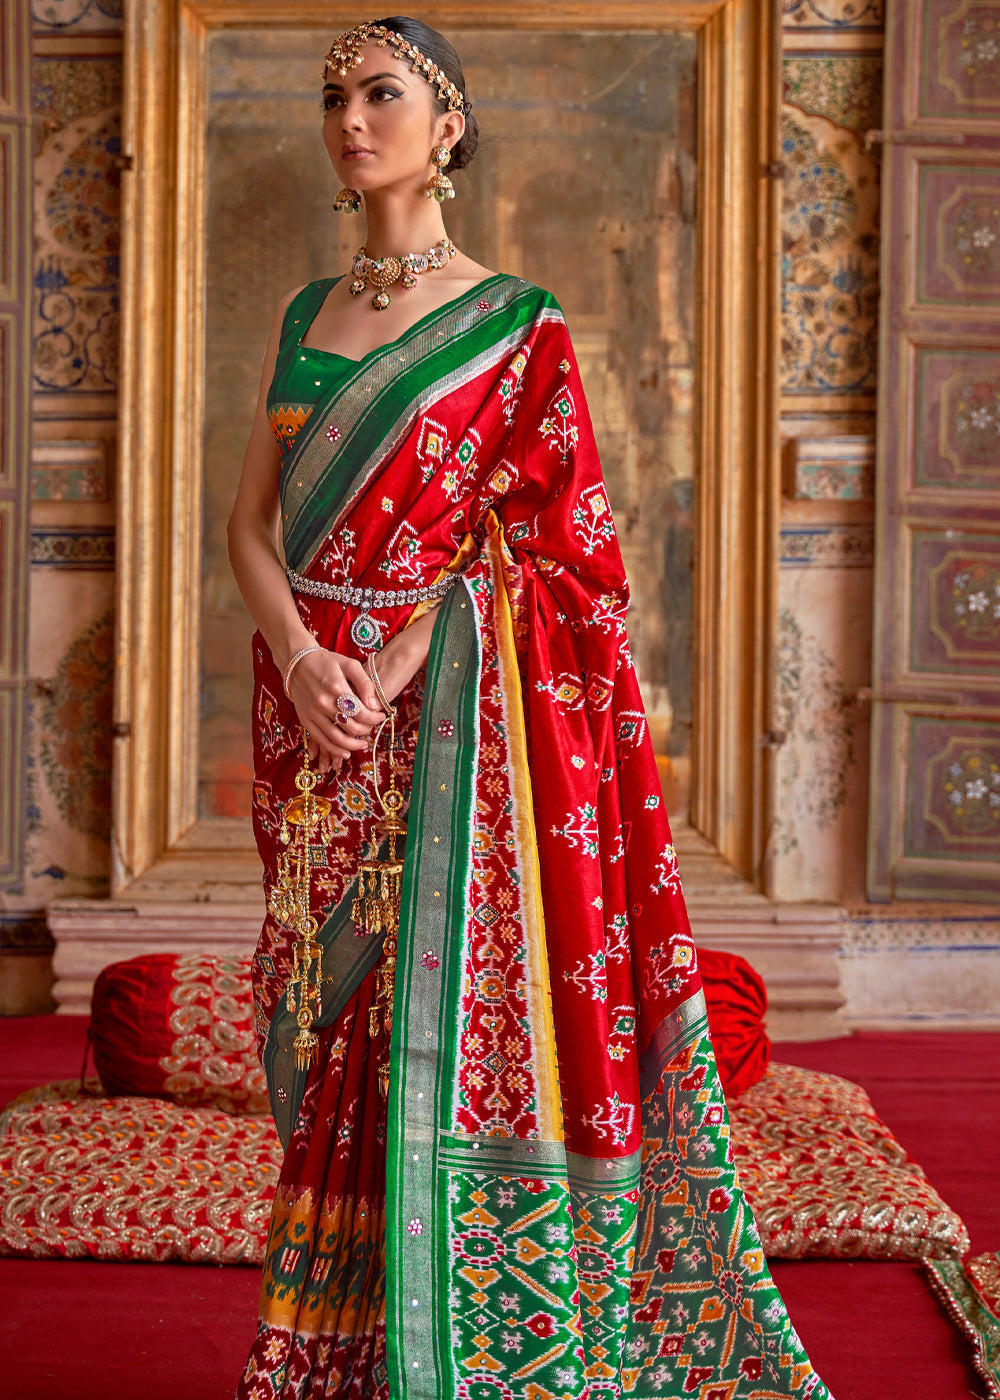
{"left": 283, "top": 643, "right": 321, "bottom": 698}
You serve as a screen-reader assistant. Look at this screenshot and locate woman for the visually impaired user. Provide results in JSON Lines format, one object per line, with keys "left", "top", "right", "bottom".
{"left": 228, "top": 17, "right": 831, "bottom": 1400}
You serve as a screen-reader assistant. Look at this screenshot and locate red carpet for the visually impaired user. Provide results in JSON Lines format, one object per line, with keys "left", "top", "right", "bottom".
{"left": 0, "top": 1017, "right": 996, "bottom": 1400}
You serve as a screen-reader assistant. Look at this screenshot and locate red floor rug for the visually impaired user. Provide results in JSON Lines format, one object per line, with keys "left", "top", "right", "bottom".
{"left": 0, "top": 1018, "right": 996, "bottom": 1400}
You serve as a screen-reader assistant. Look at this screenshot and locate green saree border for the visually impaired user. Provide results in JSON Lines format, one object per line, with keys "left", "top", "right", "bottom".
{"left": 637, "top": 988, "right": 710, "bottom": 1099}
{"left": 926, "top": 1255, "right": 1000, "bottom": 1400}
{"left": 262, "top": 877, "right": 386, "bottom": 1150}
{"left": 280, "top": 278, "right": 559, "bottom": 572}
{"left": 385, "top": 577, "right": 481, "bottom": 1400}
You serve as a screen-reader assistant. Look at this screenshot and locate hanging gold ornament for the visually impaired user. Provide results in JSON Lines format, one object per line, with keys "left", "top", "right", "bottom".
{"left": 352, "top": 657, "right": 407, "bottom": 1098}
{"left": 270, "top": 733, "right": 333, "bottom": 1071}
{"left": 424, "top": 143, "right": 456, "bottom": 203}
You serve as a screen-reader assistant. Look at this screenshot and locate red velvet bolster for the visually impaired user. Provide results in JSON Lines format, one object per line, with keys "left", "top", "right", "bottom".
{"left": 90, "top": 953, "right": 182, "bottom": 1098}
{"left": 698, "top": 948, "right": 771, "bottom": 1098}
{"left": 89, "top": 952, "right": 267, "bottom": 1113}
{"left": 89, "top": 948, "right": 767, "bottom": 1107}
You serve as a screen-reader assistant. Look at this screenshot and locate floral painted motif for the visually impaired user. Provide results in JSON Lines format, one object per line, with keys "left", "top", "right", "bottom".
{"left": 780, "top": 78, "right": 880, "bottom": 395}
{"left": 38, "top": 610, "right": 113, "bottom": 840}
{"left": 942, "top": 750, "right": 1000, "bottom": 835}
{"left": 32, "top": 57, "right": 122, "bottom": 392}
{"left": 784, "top": 54, "right": 882, "bottom": 135}
{"left": 952, "top": 561, "right": 1000, "bottom": 640}
{"left": 772, "top": 608, "right": 858, "bottom": 858}
{"left": 959, "top": 12, "right": 1000, "bottom": 88}
{"left": 952, "top": 378, "right": 1000, "bottom": 465}
{"left": 781, "top": 0, "right": 883, "bottom": 29}
{"left": 32, "top": 0, "right": 123, "bottom": 32}
{"left": 954, "top": 197, "right": 1000, "bottom": 280}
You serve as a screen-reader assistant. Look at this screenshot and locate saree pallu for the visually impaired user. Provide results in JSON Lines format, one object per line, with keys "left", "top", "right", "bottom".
{"left": 237, "top": 275, "right": 832, "bottom": 1400}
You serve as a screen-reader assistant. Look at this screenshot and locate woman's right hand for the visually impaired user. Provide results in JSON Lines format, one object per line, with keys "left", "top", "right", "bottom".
{"left": 286, "top": 648, "right": 386, "bottom": 774}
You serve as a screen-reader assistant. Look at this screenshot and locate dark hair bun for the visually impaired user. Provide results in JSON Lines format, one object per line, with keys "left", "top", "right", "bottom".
{"left": 451, "top": 107, "right": 478, "bottom": 171}
{"left": 375, "top": 15, "right": 478, "bottom": 170}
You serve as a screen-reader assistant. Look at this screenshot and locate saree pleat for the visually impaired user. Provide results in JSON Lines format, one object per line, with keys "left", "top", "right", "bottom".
{"left": 239, "top": 982, "right": 389, "bottom": 1400}
{"left": 237, "top": 276, "right": 834, "bottom": 1400}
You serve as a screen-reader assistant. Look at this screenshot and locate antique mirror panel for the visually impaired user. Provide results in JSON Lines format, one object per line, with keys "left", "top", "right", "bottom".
{"left": 199, "top": 28, "right": 697, "bottom": 826}
{"left": 114, "top": 0, "right": 777, "bottom": 899}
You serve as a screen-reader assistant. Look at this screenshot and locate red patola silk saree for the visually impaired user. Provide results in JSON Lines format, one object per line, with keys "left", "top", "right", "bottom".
{"left": 236, "top": 274, "right": 831, "bottom": 1400}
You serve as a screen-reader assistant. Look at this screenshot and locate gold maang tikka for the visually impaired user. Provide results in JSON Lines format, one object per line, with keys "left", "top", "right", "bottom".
{"left": 352, "top": 654, "right": 407, "bottom": 1098}
{"left": 325, "top": 22, "right": 467, "bottom": 112}
{"left": 270, "top": 733, "right": 334, "bottom": 1071}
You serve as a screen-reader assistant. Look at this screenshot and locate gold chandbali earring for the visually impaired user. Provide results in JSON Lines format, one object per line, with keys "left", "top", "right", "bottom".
{"left": 425, "top": 144, "right": 455, "bottom": 203}
{"left": 350, "top": 235, "right": 457, "bottom": 311}
{"left": 352, "top": 655, "right": 407, "bottom": 1098}
{"left": 270, "top": 733, "right": 334, "bottom": 1071}
{"left": 333, "top": 186, "right": 362, "bottom": 213}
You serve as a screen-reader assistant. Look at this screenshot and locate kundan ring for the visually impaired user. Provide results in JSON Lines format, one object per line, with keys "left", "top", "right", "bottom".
{"left": 336, "top": 691, "right": 361, "bottom": 717}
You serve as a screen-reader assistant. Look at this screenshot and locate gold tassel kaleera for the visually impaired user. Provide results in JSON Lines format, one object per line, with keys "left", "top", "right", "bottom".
{"left": 270, "top": 734, "right": 333, "bottom": 1071}
{"left": 352, "top": 657, "right": 407, "bottom": 1098}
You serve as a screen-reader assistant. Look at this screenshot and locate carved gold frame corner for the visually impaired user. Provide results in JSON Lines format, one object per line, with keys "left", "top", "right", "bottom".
{"left": 114, "top": 0, "right": 781, "bottom": 900}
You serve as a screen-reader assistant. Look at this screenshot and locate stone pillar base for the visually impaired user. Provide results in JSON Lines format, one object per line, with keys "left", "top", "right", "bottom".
{"left": 48, "top": 898, "right": 263, "bottom": 1015}
{"left": 49, "top": 895, "right": 846, "bottom": 1040}
{"left": 689, "top": 900, "right": 846, "bottom": 1041}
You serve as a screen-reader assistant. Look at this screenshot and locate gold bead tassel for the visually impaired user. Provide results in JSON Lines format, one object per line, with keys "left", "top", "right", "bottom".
{"left": 270, "top": 736, "right": 333, "bottom": 1071}
{"left": 353, "top": 656, "right": 407, "bottom": 1099}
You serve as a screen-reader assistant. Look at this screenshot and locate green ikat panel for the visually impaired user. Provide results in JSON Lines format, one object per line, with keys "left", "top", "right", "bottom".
{"left": 447, "top": 1172, "right": 637, "bottom": 1398}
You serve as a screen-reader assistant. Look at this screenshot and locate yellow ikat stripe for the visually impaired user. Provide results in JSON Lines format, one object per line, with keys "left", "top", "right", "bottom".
{"left": 483, "top": 512, "right": 564, "bottom": 1145}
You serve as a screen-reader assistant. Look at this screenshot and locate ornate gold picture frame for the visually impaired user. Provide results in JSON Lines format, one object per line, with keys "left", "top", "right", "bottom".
{"left": 113, "top": 0, "right": 780, "bottom": 906}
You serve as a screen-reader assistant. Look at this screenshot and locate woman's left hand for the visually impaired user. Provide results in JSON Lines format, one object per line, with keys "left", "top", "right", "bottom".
{"left": 370, "top": 604, "right": 439, "bottom": 704}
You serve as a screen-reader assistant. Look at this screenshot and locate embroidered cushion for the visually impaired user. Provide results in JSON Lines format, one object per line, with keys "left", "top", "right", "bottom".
{"left": 0, "top": 1065, "right": 968, "bottom": 1265}
{"left": 698, "top": 948, "right": 771, "bottom": 1097}
{"left": 89, "top": 952, "right": 268, "bottom": 1114}
{"left": 0, "top": 1080, "right": 279, "bottom": 1263}
{"left": 729, "top": 1062, "right": 969, "bottom": 1261}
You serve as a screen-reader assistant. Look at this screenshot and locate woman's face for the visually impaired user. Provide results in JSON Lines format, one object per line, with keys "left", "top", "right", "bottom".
{"left": 322, "top": 42, "right": 460, "bottom": 195}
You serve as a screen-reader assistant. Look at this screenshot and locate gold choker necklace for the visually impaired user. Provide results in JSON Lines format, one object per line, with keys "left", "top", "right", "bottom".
{"left": 350, "top": 237, "right": 457, "bottom": 311}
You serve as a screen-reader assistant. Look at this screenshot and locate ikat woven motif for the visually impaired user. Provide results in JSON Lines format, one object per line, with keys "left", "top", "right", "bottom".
{"left": 248, "top": 279, "right": 834, "bottom": 1399}
{"left": 0, "top": 1062, "right": 968, "bottom": 1278}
